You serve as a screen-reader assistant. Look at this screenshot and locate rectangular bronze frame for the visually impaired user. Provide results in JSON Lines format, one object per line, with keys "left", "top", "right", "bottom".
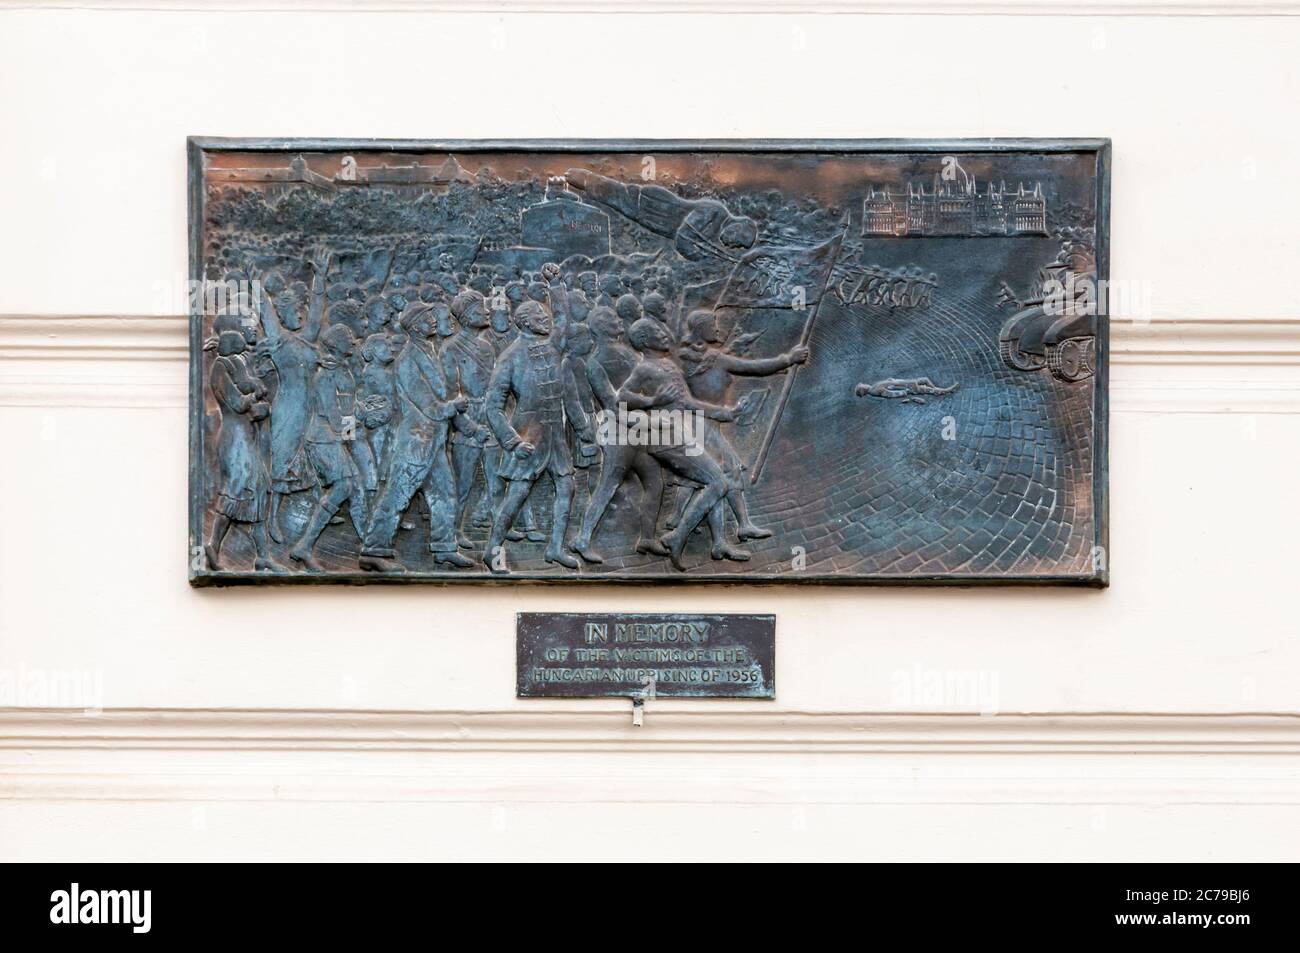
{"left": 188, "top": 137, "right": 1110, "bottom": 587}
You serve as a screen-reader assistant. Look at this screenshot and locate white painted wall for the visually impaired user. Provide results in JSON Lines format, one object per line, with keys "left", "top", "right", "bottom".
{"left": 1, "top": 1, "right": 1298, "bottom": 861}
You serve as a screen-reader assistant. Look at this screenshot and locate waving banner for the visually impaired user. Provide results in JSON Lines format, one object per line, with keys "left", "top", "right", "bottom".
{"left": 689, "top": 224, "right": 847, "bottom": 481}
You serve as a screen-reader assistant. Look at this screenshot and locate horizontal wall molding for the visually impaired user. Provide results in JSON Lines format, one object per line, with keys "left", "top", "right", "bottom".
{"left": 9, "top": 315, "right": 1300, "bottom": 364}
{"left": 0, "top": 315, "right": 187, "bottom": 409}
{"left": 2, "top": 1, "right": 1297, "bottom": 16}
{"left": 5, "top": 709, "right": 1300, "bottom": 804}
{"left": 5, "top": 707, "right": 1300, "bottom": 753}
{"left": 3, "top": 314, "right": 1298, "bottom": 412}
{"left": 0, "top": 315, "right": 185, "bottom": 362}
{"left": 1112, "top": 319, "right": 1300, "bottom": 366}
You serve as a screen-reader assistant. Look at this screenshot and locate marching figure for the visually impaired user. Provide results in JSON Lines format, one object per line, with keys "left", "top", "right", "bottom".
{"left": 440, "top": 290, "right": 499, "bottom": 550}
{"left": 204, "top": 310, "right": 273, "bottom": 572}
{"left": 560, "top": 322, "right": 602, "bottom": 472}
{"left": 617, "top": 318, "right": 755, "bottom": 571}
{"left": 483, "top": 288, "right": 544, "bottom": 543}
{"left": 588, "top": 305, "right": 639, "bottom": 389}
{"left": 357, "top": 332, "right": 398, "bottom": 487}
{"left": 570, "top": 308, "right": 668, "bottom": 564}
{"left": 483, "top": 300, "right": 593, "bottom": 573}
{"left": 253, "top": 250, "right": 330, "bottom": 541}
{"left": 677, "top": 308, "right": 809, "bottom": 550}
{"left": 289, "top": 324, "right": 369, "bottom": 570}
{"left": 359, "top": 306, "right": 474, "bottom": 572}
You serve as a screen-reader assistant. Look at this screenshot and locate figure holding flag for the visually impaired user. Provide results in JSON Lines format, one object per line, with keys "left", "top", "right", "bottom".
{"left": 677, "top": 308, "right": 810, "bottom": 553}
{"left": 682, "top": 218, "right": 847, "bottom": 489}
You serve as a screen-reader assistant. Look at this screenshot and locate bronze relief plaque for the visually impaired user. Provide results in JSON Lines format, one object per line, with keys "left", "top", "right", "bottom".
{"left": 188, "top": 138, "right": 1109, "bottom": 585}
{"left": 516, "top": 612, "right": 776, "bottom": 698}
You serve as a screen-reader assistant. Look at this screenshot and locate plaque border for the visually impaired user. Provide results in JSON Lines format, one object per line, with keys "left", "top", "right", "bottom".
{"left": 188, "top": 137, "right": 1110, "bottom": 588}
{"left": 515, "top": 611, "right": 777, "bottom": 699}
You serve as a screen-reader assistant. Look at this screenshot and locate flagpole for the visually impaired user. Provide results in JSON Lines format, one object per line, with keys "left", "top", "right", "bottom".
{"left": 749, "top": 215, "right": 849, "bottom": 485}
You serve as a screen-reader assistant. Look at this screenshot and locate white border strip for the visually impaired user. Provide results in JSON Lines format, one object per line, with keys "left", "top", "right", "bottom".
{"left": 4, "top": 315, "right": 1298, "bottom": 411}
{"left": 5, "top": 708, "right": 1300, "bottom": 753}
{"left": 5, "top": 315, "right": 1298, "bottom": 364}
{"left": 1, "top": 1, "right": 1297, "bottom": 16}
{"left": 6, "top": 709, "right": 1300, "bottom": 805}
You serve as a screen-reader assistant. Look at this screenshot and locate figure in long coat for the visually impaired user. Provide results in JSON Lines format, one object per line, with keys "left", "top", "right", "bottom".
{"left": 440, "top": 290, "right": 499, "bottom": 550}
{"left": 204, "top": 310, "right": 273, "bottom": 572}
{"left": 483, "top": 301, "right": 592, "bottom": 573}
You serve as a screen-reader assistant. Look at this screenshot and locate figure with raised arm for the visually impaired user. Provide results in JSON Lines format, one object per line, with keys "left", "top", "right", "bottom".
{"left": 252, "top": 249, "right": 331, "bottom": 541}
{"left": 616, "top": 318, "right": 755, "bottom": 571}
{"left": 675, "top": 308, "right": 809, "bottom": 551}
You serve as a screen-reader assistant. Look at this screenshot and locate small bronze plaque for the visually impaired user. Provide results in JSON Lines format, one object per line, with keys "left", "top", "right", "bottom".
{"left": 516, "top": 612, "right": 775, "bottom": 698}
